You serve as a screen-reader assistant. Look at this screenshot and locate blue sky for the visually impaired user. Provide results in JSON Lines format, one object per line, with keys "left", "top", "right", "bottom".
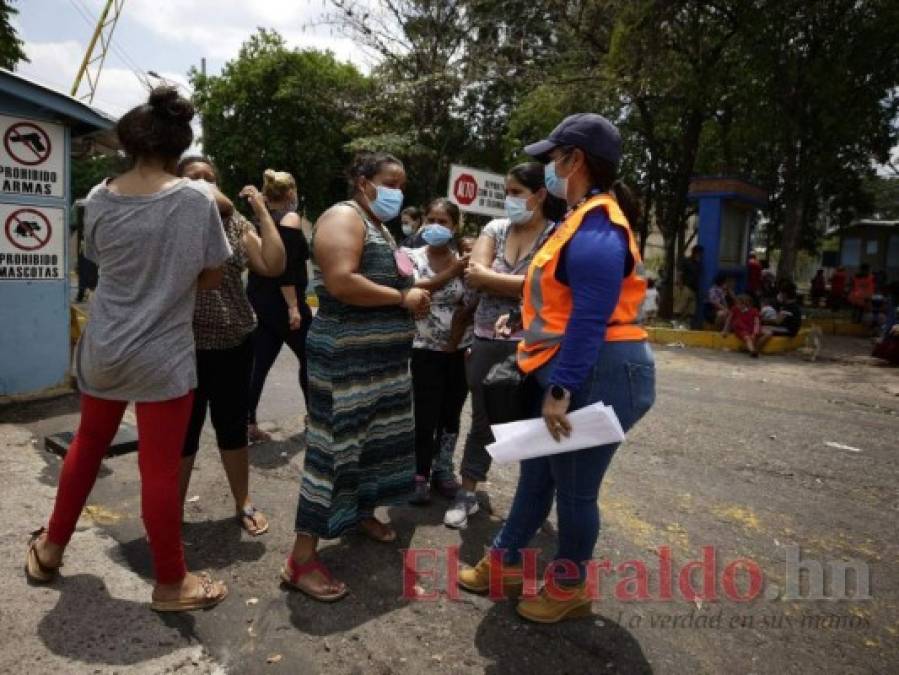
{"left": 11, "top": 0, "right": 373, "bottom": 116}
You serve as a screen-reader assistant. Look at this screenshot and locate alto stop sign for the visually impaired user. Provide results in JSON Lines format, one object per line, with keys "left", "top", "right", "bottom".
{"left": 453, "top": 173, "right": 478, "bottom": 206}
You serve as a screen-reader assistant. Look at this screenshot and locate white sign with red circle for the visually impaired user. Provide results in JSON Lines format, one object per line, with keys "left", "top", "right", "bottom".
{"left": 447, "top": 164, "right": 506, "bottom": 218}
{"left": 0, "top": 115, "right": 65, "bottom": 199}
{"left": 0, "top": 203, "right": 64, "bottom": 281}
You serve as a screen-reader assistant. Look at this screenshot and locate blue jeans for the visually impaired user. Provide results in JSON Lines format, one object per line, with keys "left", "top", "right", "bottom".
{"left": 491, "top": 340, "right": 656, "bottom": 581}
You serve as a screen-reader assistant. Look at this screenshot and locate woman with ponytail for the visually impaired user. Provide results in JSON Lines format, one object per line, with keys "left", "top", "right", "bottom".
{"left": 443, "top": 162, "right": 565, "bottom": 529}
{"left": 457, "top": 114, "right": 656, "bottom": 624}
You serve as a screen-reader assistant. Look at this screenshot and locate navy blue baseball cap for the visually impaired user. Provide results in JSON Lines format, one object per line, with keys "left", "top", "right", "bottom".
{"left": 524, "top": 113, "right": 622, "bottom": 166}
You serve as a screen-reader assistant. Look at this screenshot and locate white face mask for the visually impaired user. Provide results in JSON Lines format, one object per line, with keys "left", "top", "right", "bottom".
{"left": 504, "top": 196, "right": 534, "bottom": 225}
{"left": 401, "top": 222, "right": 414, "bottom": 236}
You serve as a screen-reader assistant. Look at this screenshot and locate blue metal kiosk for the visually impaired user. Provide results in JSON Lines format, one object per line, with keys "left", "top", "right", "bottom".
{"left": 688, "top": 177, "right": 767, "bottom": 306}
{"left": 0, "top": 70, "right": 115, "bottom": 398}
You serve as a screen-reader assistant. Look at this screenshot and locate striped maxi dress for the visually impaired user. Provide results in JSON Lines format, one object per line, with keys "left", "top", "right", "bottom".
{"left": 294, "top": 202, "right": 416, "bottom": 538}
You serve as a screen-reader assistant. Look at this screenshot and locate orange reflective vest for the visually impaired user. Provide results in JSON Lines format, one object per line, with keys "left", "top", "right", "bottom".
{"left": 518, "top": 193, "right": 647, "bottom": 373}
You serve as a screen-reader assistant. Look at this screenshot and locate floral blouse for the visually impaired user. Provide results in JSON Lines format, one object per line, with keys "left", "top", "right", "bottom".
{"left": 405, "top": 245, "right": 474, "bottom": 351}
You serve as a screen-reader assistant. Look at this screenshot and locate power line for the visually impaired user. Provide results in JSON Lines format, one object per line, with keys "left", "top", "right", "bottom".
{"left": 67, "top": 0, "right": 150, "bottom": 90}
{"left": 71, "top": 0, "right": 148, "bottom": 84}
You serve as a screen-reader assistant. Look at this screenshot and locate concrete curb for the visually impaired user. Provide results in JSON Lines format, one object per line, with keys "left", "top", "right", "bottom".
{"left": 647, "top": 326, "right": 809, "bottom": 353}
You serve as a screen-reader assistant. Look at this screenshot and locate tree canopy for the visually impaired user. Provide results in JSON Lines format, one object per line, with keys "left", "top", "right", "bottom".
{"left": 189, "top": 1, "right": 899, "bottom": 297}
{"left": 190, "top": 30, "right": 370, "bottom": 218}
{"left": 0, "top": 0, "right": 27, "bottom": 70}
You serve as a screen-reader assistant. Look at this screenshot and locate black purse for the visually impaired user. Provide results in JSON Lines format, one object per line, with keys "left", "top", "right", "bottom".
{"left": 482, "top": 353, "right": 530, "bottom": 425}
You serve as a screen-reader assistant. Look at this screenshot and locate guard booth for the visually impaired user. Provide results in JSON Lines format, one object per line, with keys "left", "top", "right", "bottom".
{"left": 0, "top": 69, "right": 115, "bottom": 398}
{"left": 688, "top": 177, "right": 767, "bottom": 300}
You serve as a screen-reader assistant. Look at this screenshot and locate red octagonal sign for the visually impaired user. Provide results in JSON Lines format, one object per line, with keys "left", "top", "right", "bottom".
{"left": 453, "top": 173, "right": 478, "bottom": 206}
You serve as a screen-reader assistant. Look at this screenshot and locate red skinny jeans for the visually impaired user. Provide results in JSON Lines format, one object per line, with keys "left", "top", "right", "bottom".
{"left": 47, "top": 391, "right": 194, "bottom": 585}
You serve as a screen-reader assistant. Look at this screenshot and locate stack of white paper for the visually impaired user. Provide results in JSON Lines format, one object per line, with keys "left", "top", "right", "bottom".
{"left": 486, "top": 402, "right": 625, "bottom": 463}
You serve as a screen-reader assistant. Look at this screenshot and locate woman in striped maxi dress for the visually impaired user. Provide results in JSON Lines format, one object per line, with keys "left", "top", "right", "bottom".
{"left": 281, "top": 152, "right": 431, "bottom": 601}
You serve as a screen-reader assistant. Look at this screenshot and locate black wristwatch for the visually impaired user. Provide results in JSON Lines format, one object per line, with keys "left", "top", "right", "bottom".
{"left": 550, "top": 384, "right": 569, "bottom": 401}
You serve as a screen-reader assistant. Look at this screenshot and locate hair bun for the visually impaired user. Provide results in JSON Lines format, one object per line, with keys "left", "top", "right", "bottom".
{"left": 262, "top": 169, "right": 296, "bottom": 200}
{"left": 148, "top": 85, "right": 194, "bottom": 123}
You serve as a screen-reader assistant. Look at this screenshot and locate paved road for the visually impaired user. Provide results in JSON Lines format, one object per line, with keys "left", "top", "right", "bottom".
{"left": 1, "top": 340, "right": 897, "bottom": 674}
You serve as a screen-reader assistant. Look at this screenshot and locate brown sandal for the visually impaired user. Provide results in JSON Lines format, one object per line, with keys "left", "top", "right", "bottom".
{"left": 150, "top": 572, "right": 228, "bottom": 612}
{"left": 280, "top": 556, "right": 348, "bottom": 602}
{"left": 25, "top": 527, "right": 61, "bottom": 583}
{"left": 238, "top": 505, "right": 269, "bottom": 536}
{"left": 358, "top": 518, "right": 397, "bottom": 543}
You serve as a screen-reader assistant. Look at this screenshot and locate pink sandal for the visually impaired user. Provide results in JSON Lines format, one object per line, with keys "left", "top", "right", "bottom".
{"left": 280, "top": 556, "right": 348, "bottom": 602}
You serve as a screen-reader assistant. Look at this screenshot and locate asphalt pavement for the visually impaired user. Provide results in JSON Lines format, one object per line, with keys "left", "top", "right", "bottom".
{"left": 1, "top": 339, "right": 897, "bottom": 674}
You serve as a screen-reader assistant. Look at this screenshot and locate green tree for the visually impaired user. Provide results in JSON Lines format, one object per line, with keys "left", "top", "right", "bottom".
{"left": 606, "top": 0, "right": 748, "bottom": 302}
{"left": 327, "top": 0, "right": 473, "bottom": 207}
{"left": 507, "top": 1, "right": 749, "bottom": 312}
{"left": 0, "top": 0, "right": 28, "bottom": 70}
{"left": 862, "top": 176, "right": 899, "bottom": 221}
{"left": 71, "top": 154, "right": 127, "bottom": 204}
{"left": 327, "top": 0, "right": 566, "bottom": 207}
{"left": 727, "top": 0, "right": 899, "bottom": 278}
{"left": 190, "top": 30, "right": 370, "bottom": 218}
{"left": 506, "top": 0, "right": 899, "bottom": 293}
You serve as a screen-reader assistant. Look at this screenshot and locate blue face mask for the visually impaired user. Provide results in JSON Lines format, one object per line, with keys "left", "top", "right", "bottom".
{"left": 368, "top": 183, "right": 404, "bottom": 222}
{"left": 504, "top": 196, "right": 534, "bottom": 225}
{"left": 421, "top": 224, "right": 454, "bottom": 247}
{"left": 544, "top": 161, "right": 568, "bottom": 200}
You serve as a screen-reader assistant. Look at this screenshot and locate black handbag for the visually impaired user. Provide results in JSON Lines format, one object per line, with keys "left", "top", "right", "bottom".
{"left": 483, "top": 353, "right": 529, "bottom": 425}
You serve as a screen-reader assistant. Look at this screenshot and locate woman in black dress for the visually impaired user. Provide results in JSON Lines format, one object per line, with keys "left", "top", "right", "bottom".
{"left": 247, "top": 169, "right": 313, "bottom": 442}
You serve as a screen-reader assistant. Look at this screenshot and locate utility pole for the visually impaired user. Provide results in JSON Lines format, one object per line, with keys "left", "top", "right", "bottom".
{"left": 71, "top": 0, "right": 130, "bottom": 103}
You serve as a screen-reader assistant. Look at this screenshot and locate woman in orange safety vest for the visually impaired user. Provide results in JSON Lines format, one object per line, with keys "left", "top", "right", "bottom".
{"left": 457, "top": 113, "right": 656, "bottom": 624}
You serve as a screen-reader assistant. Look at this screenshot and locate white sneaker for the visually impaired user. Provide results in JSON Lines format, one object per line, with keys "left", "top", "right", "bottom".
{"left": 444, "top": 490, "right": 479, "bottom": 529}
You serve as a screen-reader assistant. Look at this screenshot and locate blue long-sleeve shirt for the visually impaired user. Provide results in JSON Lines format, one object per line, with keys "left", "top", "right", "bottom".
{"left": 548, "top": 208, "right": 629, "bottom": 393}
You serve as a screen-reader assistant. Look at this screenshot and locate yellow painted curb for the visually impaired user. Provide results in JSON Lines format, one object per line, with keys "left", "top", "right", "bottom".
{"left": 647, "top": 326, "right": 809, "bottom": 354}
{"left": 804, "top": 319, "right": 874, "bottom": 337}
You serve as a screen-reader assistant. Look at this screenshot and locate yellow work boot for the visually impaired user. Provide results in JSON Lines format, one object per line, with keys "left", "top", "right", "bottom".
{"left": 457, "top": 554, "right": 524, "bottom": 598}
{"left": 516, "top": 583, "right": 592, "bottom": 623}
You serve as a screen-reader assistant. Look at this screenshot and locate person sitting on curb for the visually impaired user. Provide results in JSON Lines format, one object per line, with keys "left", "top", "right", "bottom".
{"left": 672, "top": 272, "right": 696, "bottom": 328}
{"left": 703, "top": 272, "right": 732, "bottom": 329}
{"left": 722, "top": 293, "right": 771, "bottom": 358}
{"left": 769, "top": 281, "right": 803, "bottom": 337}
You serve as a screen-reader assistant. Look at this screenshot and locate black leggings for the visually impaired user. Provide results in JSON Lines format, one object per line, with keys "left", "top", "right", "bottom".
{"left": 183, "top": 336, "right": 254, "bottom": 457}
{"left": 411, "top": 348, "right": 469, "bottom": 477}
{"left": 247, "top": 302, "right": 312, "bottom": 425}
